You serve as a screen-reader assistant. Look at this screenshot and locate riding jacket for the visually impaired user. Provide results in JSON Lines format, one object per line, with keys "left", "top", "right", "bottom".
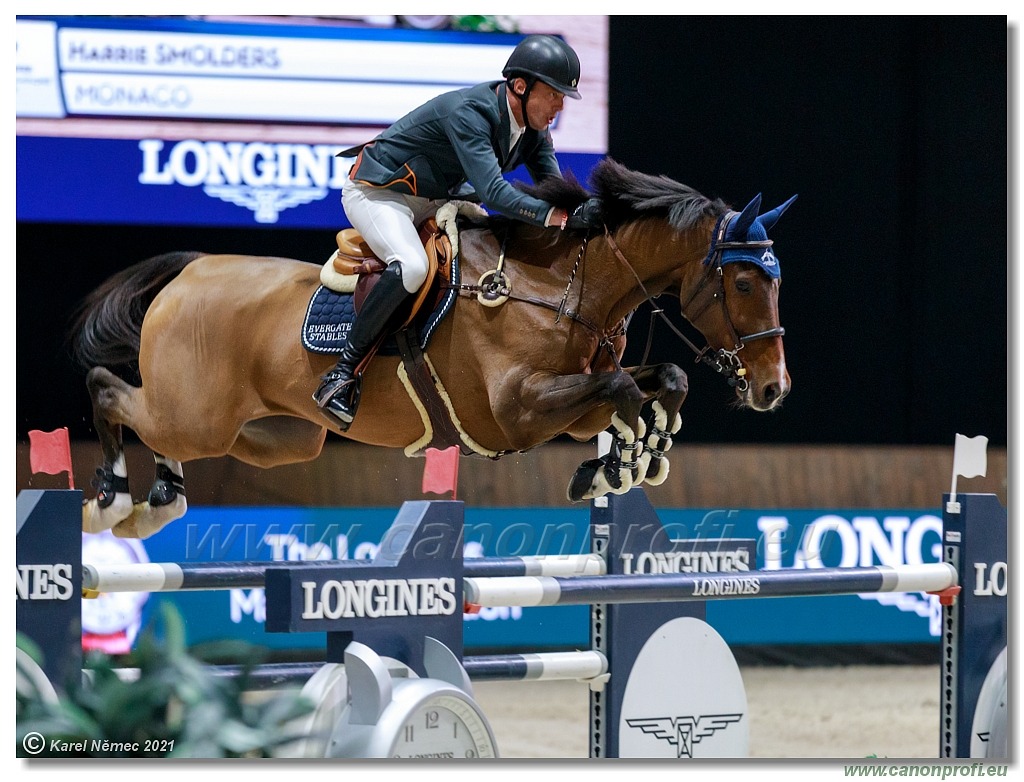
{"left": 340, "top": 81, "right": 561, "bottom": 226}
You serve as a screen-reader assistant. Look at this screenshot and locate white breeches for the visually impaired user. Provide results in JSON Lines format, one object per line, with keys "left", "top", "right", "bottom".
{"left": 341, "top": 173, "right": 447, "bottom": 294}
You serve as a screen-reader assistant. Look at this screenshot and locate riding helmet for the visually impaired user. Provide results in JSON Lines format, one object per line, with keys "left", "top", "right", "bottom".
{"left": 502, "top": 34, "right": 581, "bottom": 99}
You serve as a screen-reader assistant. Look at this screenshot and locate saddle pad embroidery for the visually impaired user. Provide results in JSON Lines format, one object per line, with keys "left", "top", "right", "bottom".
{"left": 301, "top": 251, "right": 460, "bottom": 355}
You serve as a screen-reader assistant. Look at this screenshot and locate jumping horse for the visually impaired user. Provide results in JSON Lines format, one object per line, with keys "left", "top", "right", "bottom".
{"left": 72, "top": 158, "right": 794, "bottom": 538}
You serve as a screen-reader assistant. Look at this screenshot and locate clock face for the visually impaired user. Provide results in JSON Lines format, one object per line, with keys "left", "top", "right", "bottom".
{"left": 81, "top": 532, "right": 149, "bottom": 635}
{"left": 83, "top": 591, "right": 145, "bottom": 635}
{"left": 389, "top": 694, "right": 497, "bottom": 759}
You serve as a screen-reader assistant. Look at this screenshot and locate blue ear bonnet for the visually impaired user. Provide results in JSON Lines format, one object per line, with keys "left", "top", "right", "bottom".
{"left": 721, "top": 218, "right": 781, "bottom": 278}
{"left": 709, "top": 194, "right": 797, "bottom": 280}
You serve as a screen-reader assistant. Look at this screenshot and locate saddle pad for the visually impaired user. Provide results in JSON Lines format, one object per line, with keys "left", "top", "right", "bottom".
{"left": 301, "top": 251, "right": 460, "bottom": 355}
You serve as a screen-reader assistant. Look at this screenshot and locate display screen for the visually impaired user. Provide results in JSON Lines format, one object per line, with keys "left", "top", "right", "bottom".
{"left": 16, "top": 15, "right": 608, "bottom": 228}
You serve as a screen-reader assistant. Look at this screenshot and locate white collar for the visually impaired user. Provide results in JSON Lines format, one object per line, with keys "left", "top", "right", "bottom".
{"left": 507, "top": 92, "right": 525, "bottom": 145}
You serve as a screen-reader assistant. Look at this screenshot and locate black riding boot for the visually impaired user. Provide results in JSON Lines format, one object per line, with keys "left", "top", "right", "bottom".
{"left": 313, "top": 263, "right": 410, "bottom": 428}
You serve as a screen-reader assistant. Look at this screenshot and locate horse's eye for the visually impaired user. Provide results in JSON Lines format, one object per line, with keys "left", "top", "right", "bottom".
{"left": 735, "top": 279, "right": 752, "bottom": 294}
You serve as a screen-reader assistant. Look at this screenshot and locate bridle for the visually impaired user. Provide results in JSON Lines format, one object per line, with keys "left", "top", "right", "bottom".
{"left": 606, "top": 210, "right": 785, "bottom": 393}
{"left": 454, "top": 210, "right": 785, "bottom": 393}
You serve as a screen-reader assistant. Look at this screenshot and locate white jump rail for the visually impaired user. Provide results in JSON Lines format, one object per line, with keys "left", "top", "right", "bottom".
{"left": 81, "top": 554, "right": 606, "bottom": 594}
{"left": 464, "top": 563, "right": 959, "bottom": 607}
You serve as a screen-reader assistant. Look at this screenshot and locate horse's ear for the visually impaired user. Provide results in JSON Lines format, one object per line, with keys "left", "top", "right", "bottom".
{"left": 757, "top": 194, "right": 798, "bottom": 233}
{"left": 728, "top": 194, "right": 762, "bottom": 239}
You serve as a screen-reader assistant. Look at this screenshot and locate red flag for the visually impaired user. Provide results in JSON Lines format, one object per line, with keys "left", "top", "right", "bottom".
{"left": 28, "top": 428, "right": 75, "bottom": 488}
{"left": 422, "top": 446, "right": 459, "bottom": 498}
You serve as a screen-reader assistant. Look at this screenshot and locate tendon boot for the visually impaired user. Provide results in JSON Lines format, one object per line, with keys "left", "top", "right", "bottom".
{"left": 313, "top": 262, "right": 410, "bottom": 428}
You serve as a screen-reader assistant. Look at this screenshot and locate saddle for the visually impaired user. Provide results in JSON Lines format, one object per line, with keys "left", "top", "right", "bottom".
{"left": 306, "top": 207, "right": 498, "bottom": 457}
{"left": 307, "top": 217, "right": 472, "bottom": 454}
{"left": 320, "top": 217, "right": 453, "bottom": 327}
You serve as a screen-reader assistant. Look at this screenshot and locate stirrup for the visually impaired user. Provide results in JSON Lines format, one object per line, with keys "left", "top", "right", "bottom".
{"left": 314, "top": 372, "right": 357, "bottom": 409}
{"left": 322, "top": 396, "right": 356, "bottom": 426}
{"left": 314, "top": 373, "right": 362, "bottom": 429}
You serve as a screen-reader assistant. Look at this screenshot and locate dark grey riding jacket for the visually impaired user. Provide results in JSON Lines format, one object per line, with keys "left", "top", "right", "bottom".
{"left": 342, "top": 81, "right": 561, "bottom": 226}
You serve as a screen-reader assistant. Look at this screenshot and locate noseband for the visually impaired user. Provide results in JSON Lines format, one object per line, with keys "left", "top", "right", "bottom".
{"left": 461, "top": 212, "right": 785, "bottom": 394}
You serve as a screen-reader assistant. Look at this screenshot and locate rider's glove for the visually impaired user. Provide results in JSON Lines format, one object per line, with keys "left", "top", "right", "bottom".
{"left": 565, "top": 198, "right": 603, "bottom": 232}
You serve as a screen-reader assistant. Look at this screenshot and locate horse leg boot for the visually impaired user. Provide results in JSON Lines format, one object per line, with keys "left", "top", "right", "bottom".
{"left": 313, "top": 262, "right": 410, "bottom": 429}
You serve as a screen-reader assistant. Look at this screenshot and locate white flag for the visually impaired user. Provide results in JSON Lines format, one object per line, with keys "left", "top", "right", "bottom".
{"left": 953, "top": 433, "right": 988, "bottom": 479}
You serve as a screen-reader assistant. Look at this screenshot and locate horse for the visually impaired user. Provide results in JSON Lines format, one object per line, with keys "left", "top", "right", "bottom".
{"left": 71, "top": 158, "right": 794, "bottom": 539}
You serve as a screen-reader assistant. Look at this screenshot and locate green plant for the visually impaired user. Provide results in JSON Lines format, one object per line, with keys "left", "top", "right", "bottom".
{"left": 17, "top": 604, "right": 315, "bottom": 758}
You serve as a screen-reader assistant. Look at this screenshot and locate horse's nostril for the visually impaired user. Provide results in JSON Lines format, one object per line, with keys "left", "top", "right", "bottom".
{"left": 763, "top": 383, "right": 779, "bottom": 403}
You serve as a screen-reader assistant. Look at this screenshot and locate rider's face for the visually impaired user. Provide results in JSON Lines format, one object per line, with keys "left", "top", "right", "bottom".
{"left": 524, "top": 81, "right": 565, "bottom": 131}
{"left": 511, "top": 79, "right": 566, "bottom": 132}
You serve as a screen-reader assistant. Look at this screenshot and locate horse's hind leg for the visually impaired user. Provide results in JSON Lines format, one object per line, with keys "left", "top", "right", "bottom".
{"left": 82, "top": 367, "right": 135, "bottom": 533}
{"left": 627, "top": 364, "right": 688, "bottom": 487}
{"left": 82, "top": 367, "right": 188, "bottom": 538}
{"left": 111, "top": 455, "right": 187, "bottom": 539}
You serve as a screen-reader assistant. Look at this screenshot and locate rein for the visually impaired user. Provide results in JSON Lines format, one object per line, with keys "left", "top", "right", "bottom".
{"left": 451, "top": 230, "right": 625, "bottom": 369}
{"left": 450, "top": 210, "right": 784, "bottom": 389}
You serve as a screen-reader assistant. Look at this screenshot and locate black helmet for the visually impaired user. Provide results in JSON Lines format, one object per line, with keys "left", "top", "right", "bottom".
{"left": 502, "top": 34, "right": 581, "bottom": 99}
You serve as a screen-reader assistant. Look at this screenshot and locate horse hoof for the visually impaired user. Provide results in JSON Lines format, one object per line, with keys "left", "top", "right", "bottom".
{"left": 567, "top": 458, "right": 604, "bottom": 503}
{"left": 112, "top": 497, "right": 188, "bottom": 539}
{"left": 644, "top": 456, "right": 671, "bottom": 486}
{"left": 82, "top": 494, "right": 134, "bottom": 534}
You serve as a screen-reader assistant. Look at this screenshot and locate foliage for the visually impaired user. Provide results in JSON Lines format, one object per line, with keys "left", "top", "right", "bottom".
{"left": 16, "top": 603, "right": 315, "bottom": 758}
{"left": 451, "top": 16, "right": 519, "bottom": 33}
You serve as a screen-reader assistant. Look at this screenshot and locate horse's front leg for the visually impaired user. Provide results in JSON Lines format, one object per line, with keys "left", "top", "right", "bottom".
{"left": 513, "top": 370, "right": 645, "bottom": 502}
{"left": 626, "top": 363, "right": 688, "bottom": 487}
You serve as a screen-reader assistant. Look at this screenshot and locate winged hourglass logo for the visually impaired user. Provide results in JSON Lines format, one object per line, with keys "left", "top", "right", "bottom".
{"left": 626, "top": 713, "right": 744, "bottom": 758}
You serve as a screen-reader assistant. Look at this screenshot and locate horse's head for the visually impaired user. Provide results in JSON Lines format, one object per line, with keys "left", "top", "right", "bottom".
{"left": 520, "top": 159, "right": 794, "bottom": 412}
{"left": 682, "top": 193, "right": 796, "bottom": 411}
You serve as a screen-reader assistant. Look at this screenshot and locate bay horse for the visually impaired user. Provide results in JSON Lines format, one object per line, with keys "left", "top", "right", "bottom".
{"left": 72, "top": 158, "right": 793, "bottom": 538}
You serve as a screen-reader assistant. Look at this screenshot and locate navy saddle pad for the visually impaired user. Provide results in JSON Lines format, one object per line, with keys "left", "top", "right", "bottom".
{"left": 301, "top": 253, "right": 459, "bottom": 355}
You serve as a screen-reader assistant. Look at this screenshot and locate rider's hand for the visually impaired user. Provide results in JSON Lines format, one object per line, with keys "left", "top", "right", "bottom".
{"left": 565, "top": 198, "right": 602, "bottom": 232}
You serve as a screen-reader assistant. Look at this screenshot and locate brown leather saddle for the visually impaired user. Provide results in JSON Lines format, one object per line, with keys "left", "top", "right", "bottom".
{"left": 329, "top": 218, "right": 472, "bottom": 455}
{"left": 332, "top": 217, "right": 453, "bottom": 329}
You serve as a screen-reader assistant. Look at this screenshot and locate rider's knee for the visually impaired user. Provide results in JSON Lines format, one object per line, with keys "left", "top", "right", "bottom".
{"left": 396, "top": 259, "right": 428, "bottom": 293}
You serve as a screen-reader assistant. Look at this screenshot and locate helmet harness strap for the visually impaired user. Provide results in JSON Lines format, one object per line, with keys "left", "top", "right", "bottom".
{"left": 508, "top": 77, "right": 535, "bottom": 127}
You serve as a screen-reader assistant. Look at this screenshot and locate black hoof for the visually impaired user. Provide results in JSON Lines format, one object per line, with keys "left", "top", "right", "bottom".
{"left": 603, "top": 460, "right": 624, "bottom": 491}
{"left": 645, "top": 458, "right": 663, "bottom": 481}
{"left": 567, "top": 458, "right": 604, "bottom": 503}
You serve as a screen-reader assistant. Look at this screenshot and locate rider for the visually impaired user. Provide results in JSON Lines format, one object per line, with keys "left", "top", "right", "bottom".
{"left": 313, "top": 33, "right": 602, "bottom": 428}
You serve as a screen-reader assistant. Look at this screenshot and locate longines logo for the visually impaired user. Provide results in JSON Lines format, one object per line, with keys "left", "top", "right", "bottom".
{"left": 626, "top": 713, "right": 744, "bottom": 758}
{"left": 138, "top": 139, "right": 345, "bottom": 223}
{"left": 203, "top": 184, "right": 327, "bottom": 224}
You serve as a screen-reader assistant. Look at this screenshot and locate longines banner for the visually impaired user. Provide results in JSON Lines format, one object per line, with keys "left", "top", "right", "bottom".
{"left": 16, "top": 135, "right": 601, "bottom": 229}
{"left": 94, "top": 505, "right": 948, "bottom": 653}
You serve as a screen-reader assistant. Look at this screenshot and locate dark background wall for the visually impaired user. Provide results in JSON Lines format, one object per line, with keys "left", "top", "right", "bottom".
{"left": 16, "top": 16, "right": 1008, "bottom": 447}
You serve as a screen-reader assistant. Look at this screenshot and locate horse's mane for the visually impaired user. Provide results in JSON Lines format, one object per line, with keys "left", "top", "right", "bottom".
{"left": 519, "top": 157, "right": 729, "bottom": 232}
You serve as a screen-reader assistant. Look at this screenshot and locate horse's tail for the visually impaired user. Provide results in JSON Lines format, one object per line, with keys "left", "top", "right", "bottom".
{"left": 70, "top": 251, "right": 205, "bottom": 379}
